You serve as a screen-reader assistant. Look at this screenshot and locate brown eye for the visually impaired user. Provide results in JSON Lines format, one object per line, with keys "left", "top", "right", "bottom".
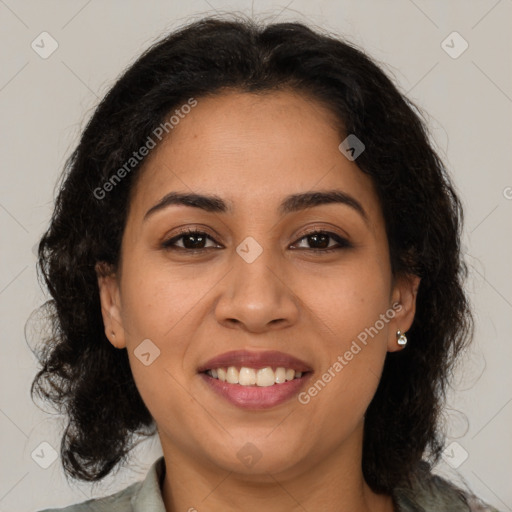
{"left": 162, "top": 229, "right": 219, "bottom": 251}
{"left": 161, "top": 229, "right": 351, "bottom": 254}
{"left": 291, "top": 231, "right": 352, "bottom": 253}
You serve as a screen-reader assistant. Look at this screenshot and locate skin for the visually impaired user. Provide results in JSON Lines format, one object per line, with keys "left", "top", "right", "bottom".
{"left": 97, "top": 90, "right": 420, "bottom": 512}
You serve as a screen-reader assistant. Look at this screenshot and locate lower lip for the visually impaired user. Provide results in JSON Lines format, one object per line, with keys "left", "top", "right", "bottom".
{"left": 199, "top": 372, "right": 311, "bottom": 410}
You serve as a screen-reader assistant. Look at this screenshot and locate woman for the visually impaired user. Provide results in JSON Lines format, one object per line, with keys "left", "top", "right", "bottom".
{"left": 31, "top": 14, "right": 500, "bottom": 512}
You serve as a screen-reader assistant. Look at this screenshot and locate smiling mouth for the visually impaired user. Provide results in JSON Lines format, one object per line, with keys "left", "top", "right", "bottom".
{"left": 202, "top": 366, "right": 309, "bottom": 386}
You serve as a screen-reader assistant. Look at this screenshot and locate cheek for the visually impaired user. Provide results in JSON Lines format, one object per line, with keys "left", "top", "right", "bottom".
{"left": 117, "top": 266, "right": 204, "bottom": 431}
{"left": 117, "top": 263, "right": 207, "bottom": 399}
{"left": 295, "top": 257, "right": 391, "bottom": 414}
{"left": 297, "top": 256, "right": 392, "bottom": 344}
{"left": 119, "top": 260, "right": 211, "bottom": 343}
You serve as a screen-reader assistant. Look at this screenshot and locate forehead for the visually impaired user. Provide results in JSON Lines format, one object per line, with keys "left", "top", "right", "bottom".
{"left": 128, "top": 90, "right": 380, "bottom": 223}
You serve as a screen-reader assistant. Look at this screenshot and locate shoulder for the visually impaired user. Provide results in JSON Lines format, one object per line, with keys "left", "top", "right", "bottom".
{"left": 35, "top": 480, "right": 141, "bottom": 512}
{"left": 393, "top": 461, "right": 501, "bottom": 512}
{"left": 35, "top": 455, "right": 166, "bottom": 512}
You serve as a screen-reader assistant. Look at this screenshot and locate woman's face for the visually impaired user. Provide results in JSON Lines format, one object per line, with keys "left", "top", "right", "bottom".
{"left": 98, "top": 90, "right": 418, "bottom": 479}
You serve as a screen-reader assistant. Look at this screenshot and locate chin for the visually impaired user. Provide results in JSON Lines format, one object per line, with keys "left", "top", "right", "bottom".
{"left": 202, "top": 434, "right": 306, "bottom": 478}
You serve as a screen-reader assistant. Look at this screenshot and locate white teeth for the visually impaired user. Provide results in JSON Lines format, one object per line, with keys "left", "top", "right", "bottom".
{"left": 275, "top": 367, "right": 287, "bottom": 383}
{"left": 239, "top": 367, "right": 257, "bottom": 385}
{"left": 256, "top": 367, "right": 275, "bottom": 387}
{"left": 226, "top": 366, "right": 239, "bottom": 384}
{"left": 285, "top": 368, "right": 295, "bottom": 381}
{"left": 206, "top": 366, "right": 305, "bottom": 386}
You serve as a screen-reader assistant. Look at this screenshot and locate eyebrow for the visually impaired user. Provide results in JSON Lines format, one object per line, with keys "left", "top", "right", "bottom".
{"left": 143, "top": 189, "right": 368, "bottom": 222}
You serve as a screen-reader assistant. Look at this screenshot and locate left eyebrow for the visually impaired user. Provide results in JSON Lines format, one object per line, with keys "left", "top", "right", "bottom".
{"left": 279, "top": 190, "right": 368, "bottom": 222}
{"left": 143, "top": 189, "right": 368, "bottom": 223}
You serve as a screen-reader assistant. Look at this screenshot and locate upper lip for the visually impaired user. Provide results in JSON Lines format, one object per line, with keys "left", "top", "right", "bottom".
{"left": 197, "top": 350, "right": 313, "bottom": 373}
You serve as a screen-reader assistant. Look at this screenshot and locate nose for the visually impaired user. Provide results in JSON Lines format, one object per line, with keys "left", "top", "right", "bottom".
{"left": 214, "top": 244, "right": 300, "bottom": 334}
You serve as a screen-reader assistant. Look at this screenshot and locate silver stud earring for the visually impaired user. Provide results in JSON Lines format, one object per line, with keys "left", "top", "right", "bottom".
{"left": 397, "top": 330, "right": 407, "bottom": 346}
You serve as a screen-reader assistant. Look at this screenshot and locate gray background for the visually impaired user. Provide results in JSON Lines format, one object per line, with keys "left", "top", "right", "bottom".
{"left": 1, "top": 1, "right": 511, "bottom": 511}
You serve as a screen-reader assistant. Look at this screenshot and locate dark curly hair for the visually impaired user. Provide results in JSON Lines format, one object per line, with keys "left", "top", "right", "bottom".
{"left": 30, "top": 14, "right": 473, "bottom": 494}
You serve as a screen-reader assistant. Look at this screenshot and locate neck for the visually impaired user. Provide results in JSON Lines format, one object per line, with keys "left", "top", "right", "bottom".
{"left": 159, "top": 423, "right": 395, "bottom": 512}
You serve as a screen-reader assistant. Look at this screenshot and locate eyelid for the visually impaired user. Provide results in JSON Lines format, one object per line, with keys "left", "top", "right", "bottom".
{"left": 291, "top": 228, "right": 352, "bottom": 251}
{"left": 161, "top": 227, "right": 220, "bottom": 249}
{"left": 295, "top": 225, "right": 349, "bottom": 240}
{"left": 161, "top": 225, "right": 352, "bottom": 252}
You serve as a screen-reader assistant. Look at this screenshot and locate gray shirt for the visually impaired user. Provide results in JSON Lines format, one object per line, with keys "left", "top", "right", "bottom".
{"left": 37, "top": 456, "right": 500, "bottom": 512}
{"left": 38, "top": 457, "right": 167, "bottom": 512}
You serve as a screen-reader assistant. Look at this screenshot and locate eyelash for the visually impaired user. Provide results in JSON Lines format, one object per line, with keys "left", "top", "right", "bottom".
{"left": 161, "top": 228, "right": 352, "bottom": 254}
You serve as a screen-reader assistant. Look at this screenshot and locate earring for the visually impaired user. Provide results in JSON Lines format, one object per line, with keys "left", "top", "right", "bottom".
{"left": 396, "top": 330, "right": 407, "bottom": 346}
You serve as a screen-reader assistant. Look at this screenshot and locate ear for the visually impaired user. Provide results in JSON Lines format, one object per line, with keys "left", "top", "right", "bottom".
{"left": 95, "top": 261, "right": 126, "bottom": 349}
{"left": 387, "top": 273, "right": 421, "bottom": 352}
